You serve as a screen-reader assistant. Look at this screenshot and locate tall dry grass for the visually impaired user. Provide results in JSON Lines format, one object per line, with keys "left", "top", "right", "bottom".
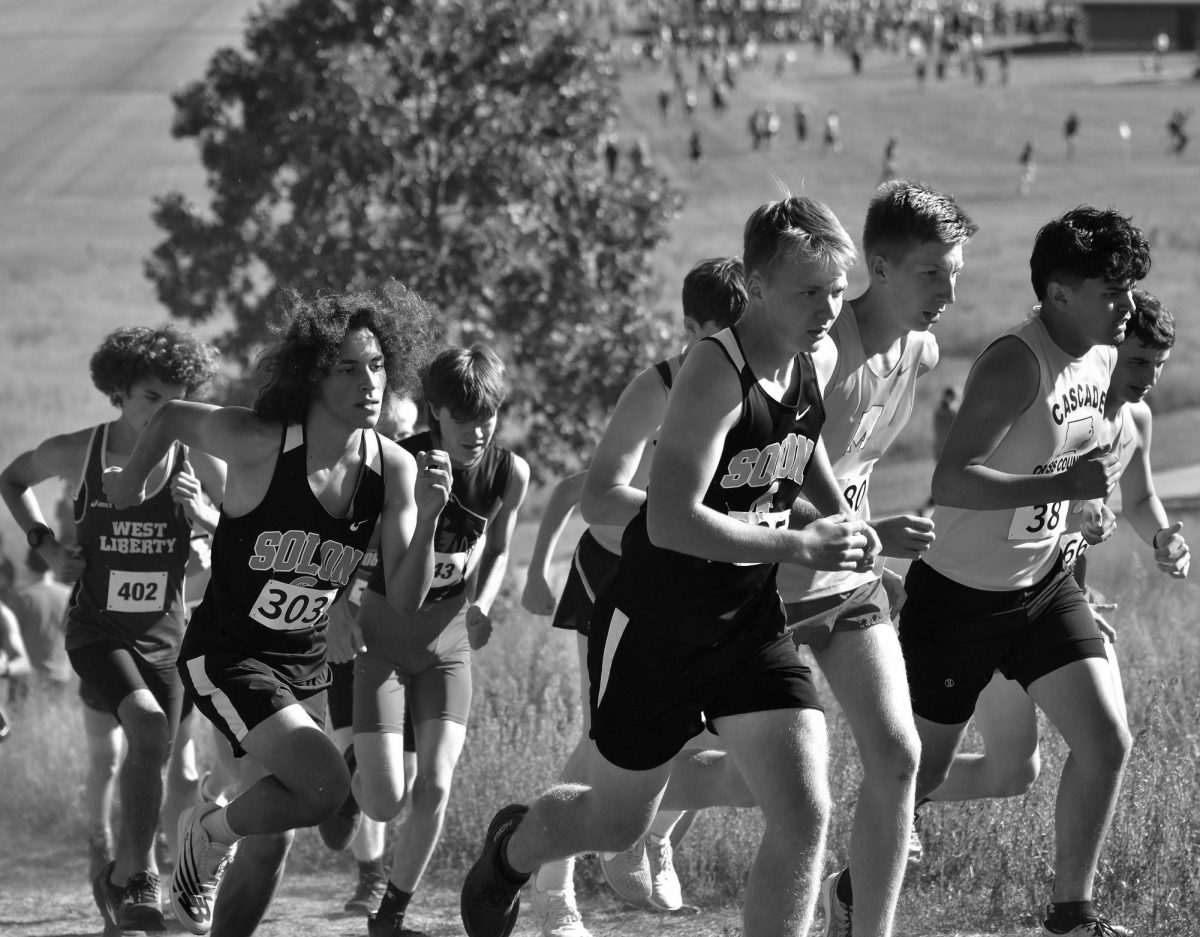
{"left": 1, "top": 520, "right": 1197, "bottom": 933}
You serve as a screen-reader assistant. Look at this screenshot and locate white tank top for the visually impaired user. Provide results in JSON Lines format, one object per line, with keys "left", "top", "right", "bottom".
{"left": 777, "top": 308, "right": 937, "bottom": 602}
{"left": 924, "top": 313, "right": 1116, "bottom": 590}
{"left": 1058, "top": 401, "right": 1139, "bottom": 570}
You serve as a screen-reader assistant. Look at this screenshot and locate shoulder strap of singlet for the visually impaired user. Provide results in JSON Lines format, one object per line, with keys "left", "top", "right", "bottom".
{"left": 283, "top": 423, "right": 304, "bottom": 454}
{"left": 73, "top": 425, "right": 104, "bottom": 505}
{"left": 704, "top": 328, "right": 747, "bottom": 373}
{"left": 654, "top": 359, "right": 674, "bottom": 390}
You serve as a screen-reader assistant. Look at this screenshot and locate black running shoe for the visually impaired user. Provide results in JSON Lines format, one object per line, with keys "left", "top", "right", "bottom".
{"left": 92, "top": 860, "right": 123, "bottom": 928}
{"left": 460, "top": 804, "right": 530, "bottom": 937}
{"left": 367, "top": 911, "right": 429, "bottom": 936}
{"left": 318, "top": 744, "right": 362, "bottom": 851}
{"left": 88, "top": 830, "right": 115, "bottom": 880}
{"left": 119, "top": 870, "right": 166, "bottom": 931}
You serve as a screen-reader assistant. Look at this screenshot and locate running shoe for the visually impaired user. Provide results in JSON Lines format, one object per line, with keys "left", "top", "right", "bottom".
{"left": 820, "top": 869, "right": 852, "bottom": 937}
{"left": 645, "top": 833, "right": 683, "bottom": 912}
{"left": 367, "top": 911, "right": 429, "bottom": 936}
{"left": 318, "top": 744, "right": 362, "bottom": 851}
{"left": 88, "top": 829, "right": 115, "bottom": 880}
{"left": 1041, "top": 907, "right": 1132, "bottom": 936}
{"left": 171, "top": 802, "right": 236, "bottom": 935}
{"left": 92, "top": 860, "right": 122, "bottom": 929}
{"left": 460, "top": 803, "right": 531, "bottom": 937}
{"left": 344, "top": 868, "right": 387, "bottom": 915}
{"left": 530, "top": 866, "right": 591, "bottom": 937}
{"left": 119, "top": 870, "right": 166, "bottom": 931}
{"left": 599, "top": 837, "right": 652, "bottom": 907}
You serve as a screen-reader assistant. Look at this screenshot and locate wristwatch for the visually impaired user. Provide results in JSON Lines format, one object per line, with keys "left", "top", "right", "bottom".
{"left": 25, "top": 524, "right": 54, "bottom": 549}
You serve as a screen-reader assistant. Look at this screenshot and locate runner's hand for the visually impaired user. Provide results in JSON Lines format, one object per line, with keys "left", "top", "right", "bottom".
{"left": 466, "top": 604, "right": 493, "bottom": 650}
{"left": 414, "top": 450, "right": 451, "bottom": 518}
{"left": 170, "top": 460, "right": 205, "bottom": 523}
{"left": 1078, "top": 500, "right": 1117, "bottom": 546}
{"left": 1063, "top": 445, "right": 1120, "bottom": 501}
{"left": 102, "top": 465, "right": 147, "bottom": 510}
{"left": 47, "top": 542, "right": 86, "bottom": 584}
{"left": 325, "top": 597, "right": 363, "bottom": 665}
{"left": 1153, "top": 522, "right": 1190, "bottom": 579}
{"left": 881, "top": 565, "right": 906, "bottom": 617}
{"left": 793, "top": 513, "right": 870, "bottom": 572}
{"left": 521, "top": 572, "right": 557, "bottom": 616}
{"left": 873, "top": 514, "right": 935, "bottom": 559}
{"left": 1090, "top": 601, "right": 1118, "bottom": 642}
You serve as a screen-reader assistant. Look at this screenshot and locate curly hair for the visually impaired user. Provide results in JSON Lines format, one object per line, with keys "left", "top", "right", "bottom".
{"left": 1129, "top": 288, "right": 1175, "bottom": 349}
{"left": 1029, "top": 206, "right": 1151, "bottom": 300}
{"left": 254, "top": 284, "right": 442, "bottom": 425}
{"left": 90, "top": 324, "right": 220, "bottom": 407}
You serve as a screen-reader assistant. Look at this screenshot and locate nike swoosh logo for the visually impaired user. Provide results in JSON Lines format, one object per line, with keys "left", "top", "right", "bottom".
{"left": 795, "top": 405, "right": 811, "bottom": 422}
{"left": 349, "top": 520, "right": 367, "bottom": 531}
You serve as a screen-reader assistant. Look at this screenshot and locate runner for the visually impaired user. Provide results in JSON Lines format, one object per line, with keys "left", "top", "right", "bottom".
{"left": 525, "top": 257, "right": 748, "bottom": 937}
{"left": 921, "top": 287, "right": 1189, "bottom": 815}
{"left": 101, "top": 286, "right": 444, "bottom": 937}
{"left": 461, "top": 195, "right": 875, "bottom": 937}
{"left": 351, "top": 346, "right": 530, "bottom": 937}
{"left": 898, "top": 207, "right": 1151, "bottom": 937}
{"left": 780, "top": 180, "right": 977, "bottom": 937}
{"left": 0, "top": 324, "right": 222, "bottom": 933}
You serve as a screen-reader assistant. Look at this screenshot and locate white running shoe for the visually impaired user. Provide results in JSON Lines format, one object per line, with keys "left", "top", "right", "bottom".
{"left": 1041, "top": 906, "right": 1132, "bottom": 936}
{"left": 171, "top": 802, "right": 236, "bottom": 935}
{"left": 907, "top": 813, "right": 924, "bottom": 866}
{"left": 599, "top": 838, "right": 652, "bottom": 907}
{"left": 530, "top": 868, "right": 592, "bottom": 937}
{"left": 820, "top": 869, "right": 852, "bottom": 937}
{"left": 645, "top": 834, "right": 683, "bottom": 912}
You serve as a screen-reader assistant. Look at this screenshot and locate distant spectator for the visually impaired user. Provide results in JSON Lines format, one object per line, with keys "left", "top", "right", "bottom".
{"left": 688, "top": 128, "right": 703, "bottom": 172}
{"left": 973, "top": 57, "right": 987, "bottom": 85}
{"left": 1154, "top": 32, "right": 1169, "bottom": 72}
{"left": 1018, "top": 140, "right": 1037, "bottom": 195}
{"left": 915, "top": 58, "right": 928, "bottom": 88}
{"left": 879, "top": 135, "right": 899, "bottom": 183}
{"left": 999, "top": 49, "right": 1011, "bottom": 85}
{"left": 12, "top": 545, "right": 72, "bottom": 693}
{"left": 1167, "top": 108, "right": 1190, "bottom": 155}
{"left": 683, "top": 85, "right": 697, "bottom": 121}
{"left": 603, "top": 134, "right": 619, "bottom": 179}
{"left": 822, "top": 109, "right": 843, "bottom": 154}
{"left": 794, "top": 102, "right": 809, "bottom": 143}
{"left": 1118, "top": 121, "right": 1133, "bottom": 163}
{"left": 657, "top": 87, "right": 671, "bottom": 124}
{"left": 1064, "top": 112, "right": 1080, "bottom": 161}
{"left": 629, "top": 135, "right": 650, "bottom": 172}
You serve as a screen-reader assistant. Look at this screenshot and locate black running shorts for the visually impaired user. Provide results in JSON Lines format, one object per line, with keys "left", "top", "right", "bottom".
{"left": 898, "top": 556, "right": 1106, "bottom": 726}
{"left": 551, "top": 530, "right": 620, "bottom": 636}
{"left": 69, "top": 638, "right": 184, "bottom": 738}
{"left": 588, "top": 598, "right": 822, "bottom": 771}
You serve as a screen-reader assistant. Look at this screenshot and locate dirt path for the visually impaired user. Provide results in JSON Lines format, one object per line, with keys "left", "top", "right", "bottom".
{"left": 0, "top": 834, "right": 1015, "bottom": 937}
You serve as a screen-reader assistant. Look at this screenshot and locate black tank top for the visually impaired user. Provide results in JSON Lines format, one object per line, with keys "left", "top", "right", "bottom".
{"left": 68, "top": 424, "right": 191, "bottom": 663}
{"left": 610, "top": 328, "right": 825, "bottom": 646}
{"left": 367, "top": 429, "right": 514, "bottom": 604}
{"left": 183, "top": 424, "right": 385, "bottom": 684}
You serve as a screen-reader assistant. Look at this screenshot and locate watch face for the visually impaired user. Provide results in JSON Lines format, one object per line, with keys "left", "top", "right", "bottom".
{"left": 27, "top": 526, "right": 49, "bottom": 548}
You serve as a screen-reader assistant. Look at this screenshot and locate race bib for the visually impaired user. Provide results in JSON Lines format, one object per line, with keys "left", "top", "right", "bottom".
{"left": 728, "top": 507, "right": 790, "bottom": 567}
{"left": 1008, "top": 500, "right": 1069, "bottom": 541}
{"left": 347, "top": 577, "right": 368, "bottom": 610}
{"left": 840, "top": 474, "right": 870, "bottom": 516}
{"left": 432, "top": 551, "right": 469, "bottom": 588}
{"left": 107, "top": 570, "right": 167, "bottom": 613}
{"left": 1059, "top": 531, "right": 1088, "bottom": 570}
{"left": 250, "top": 579, "right": 337, "bottom": 631}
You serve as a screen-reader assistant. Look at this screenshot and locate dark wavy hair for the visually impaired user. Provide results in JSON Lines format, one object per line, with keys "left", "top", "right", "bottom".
{"left": 1029, "top": 206, "right": 1151, "bottom": 300}
{"left": 254, "top": 284, "right": 441, "bottom": 425}
{"left": 682, "top": 257, "right": 747, "bottom": 330}
{"left": 1128, "top": 288, "right": 1175, "bottom": 349}
{"left": 424, "top": 344, "right": 508, "bottom": 420}
{"left": 90, "top": 324, "right": 220, "bottom": 407}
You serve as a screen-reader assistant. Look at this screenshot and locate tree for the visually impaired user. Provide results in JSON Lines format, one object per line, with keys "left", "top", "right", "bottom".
{"left": 148, "top": 0, "right": 681, "bottom": 479}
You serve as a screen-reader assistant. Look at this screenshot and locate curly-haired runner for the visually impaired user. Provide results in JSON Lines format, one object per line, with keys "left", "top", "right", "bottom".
{"left": 102, "top": 285, "right": 448, "bottom": 937}
{"left": 1, "top": 324, "right": 225, "bottom": 933}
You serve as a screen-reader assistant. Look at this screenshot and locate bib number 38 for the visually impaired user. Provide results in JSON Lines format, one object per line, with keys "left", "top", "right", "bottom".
{"left": 1008, "top": 500, "right": 1069, "bottom": 541}
{"left": 250, "top": 579, "right": 337, "bottom": 631}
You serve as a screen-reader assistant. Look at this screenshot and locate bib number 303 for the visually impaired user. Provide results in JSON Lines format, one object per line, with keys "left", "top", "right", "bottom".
{"left": 250, "top": 579, "right": 337, "bottom": 631}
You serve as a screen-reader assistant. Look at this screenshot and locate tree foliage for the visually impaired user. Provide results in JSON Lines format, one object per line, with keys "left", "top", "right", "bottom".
{"left": 148, "top": 0, "right": 681, "bottom": 479}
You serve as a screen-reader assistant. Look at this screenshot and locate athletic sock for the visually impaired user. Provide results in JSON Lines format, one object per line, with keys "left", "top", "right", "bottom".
{"left": 200, "top": 805, "right": 239, "bottom": 846}
{"left": 648, "top": 809, "right": 684, "bottom": 840}
{"left": 498, "top": 831, "right": 529, "bottom": 883}
{"left": 836, "top": 868, "right": 854, "bottom": 905}
{"left": 1045, "top": 900, "right": 1098, "bottom": 932}
{"left": 376, "top": 882, "right": 412, "bottom": 921}
{"left": 534, "top": 856, "right": 574, "bottom": 892}
{"left": 358, "top": 857, "right": 385, "bottom": 880}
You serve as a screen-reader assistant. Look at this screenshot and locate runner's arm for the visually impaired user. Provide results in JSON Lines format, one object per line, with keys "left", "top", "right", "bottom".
{"left": 470, "top": 456, "right": 531, "bottom": 616}
{"left": 932, "top": 337, "right": 1113, "bottom": 509}
{"left": 522, "top": 470, "right": 586, "bottom": 615}
{"left": 0, "top": 603, "right": 31, "bottom": 679}
{"left": 377, "top": 442, "right": 443, "bottom": 614}
{"left": 581, "top": 366, "right": 668, "bottom": 527}
{"left": 1119, "top": 404, "right": 1189, "bottom": 576}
